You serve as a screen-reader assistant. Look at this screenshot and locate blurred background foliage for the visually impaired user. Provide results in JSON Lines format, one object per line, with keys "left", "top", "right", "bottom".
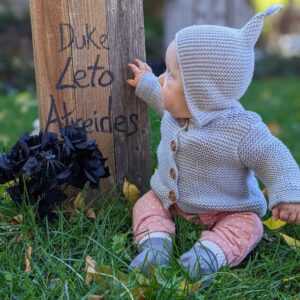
{"left": 0, "top": 0, "right": 299, "bottom": 171}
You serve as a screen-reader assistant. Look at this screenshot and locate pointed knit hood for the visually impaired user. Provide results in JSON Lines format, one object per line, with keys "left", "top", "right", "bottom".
{"left": 175, "top": 4, "right": 283, "bottom": 127}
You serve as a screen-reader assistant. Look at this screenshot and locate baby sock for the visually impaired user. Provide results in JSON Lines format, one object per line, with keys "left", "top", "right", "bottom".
{"left": 179, "top": 240, "right": 227, "bottom": 286}
{"left": 129, "top": 232, "right": 173, "bottom": 275}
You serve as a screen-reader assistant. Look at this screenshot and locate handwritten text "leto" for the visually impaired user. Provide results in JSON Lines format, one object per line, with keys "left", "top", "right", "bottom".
{"left": 56, "top": 55, "right": 114, "bottom": 90}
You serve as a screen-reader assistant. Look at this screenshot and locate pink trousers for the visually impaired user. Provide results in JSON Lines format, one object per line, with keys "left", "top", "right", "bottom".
{"left": 132, "top": 190, "right": 264, "bottom": 267}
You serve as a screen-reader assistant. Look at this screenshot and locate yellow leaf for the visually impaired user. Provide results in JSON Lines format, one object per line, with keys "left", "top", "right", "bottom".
{"left": 177, "top": 279, "right": 202, "bottom": 295}
{"left": 262, "top": 216, "right": 286, "bottom": 230}
{"left": 74, "top": 191, "right": 85, "bottom": 210}
{"left": 147, "top": 261, "right": 158, "bottom": 284}
{"left": 279, "top": 233, "right": 300, "bottom": 250}
{"left": 123, "top": 177, "right": 140, "bottom": 204}
{"left": 25, "top": 246, "right": 32, "bottom": 273}
{"left": 84, "top": 208, "right": 96, "bottom": 219}
{"left": 261, "top": 188, "right": 267, "bottom": 197}
{"left": 267, "top": 121, "right": 281, "bottom": 136}
{"left": 283, "top": 276, "right": 297, "bottom": 282}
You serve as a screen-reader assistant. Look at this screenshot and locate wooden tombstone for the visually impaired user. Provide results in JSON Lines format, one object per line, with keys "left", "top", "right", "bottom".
{"left": 29, "top": 0, "right": 152, "bottom": 201}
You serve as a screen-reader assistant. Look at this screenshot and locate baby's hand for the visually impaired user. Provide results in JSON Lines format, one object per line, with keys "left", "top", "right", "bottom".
{"left": 272, "top": 203, "right": 300, "bottom": 224}
{"left": 127, "top": 59, "right": 153, "bottom": 88}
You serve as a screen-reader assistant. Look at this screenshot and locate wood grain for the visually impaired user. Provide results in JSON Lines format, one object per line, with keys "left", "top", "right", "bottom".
{"left": 30, "top": 0, "right": 151, "bottom": 201}
{"left": 106, "top": 0, "right": 152, "bottom": 195}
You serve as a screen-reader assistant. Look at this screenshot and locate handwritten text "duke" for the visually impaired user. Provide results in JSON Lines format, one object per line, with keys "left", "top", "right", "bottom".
{"left": 59, "top": 23, "right": 109, "bottom": 52}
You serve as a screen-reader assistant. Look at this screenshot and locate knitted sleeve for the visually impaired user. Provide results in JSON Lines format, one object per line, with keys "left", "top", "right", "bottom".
{"left": 238, "top": 121, "right": 300, "bottom": 211}
{"left": 135, "top": 72, "right": 164, "bottom": 118}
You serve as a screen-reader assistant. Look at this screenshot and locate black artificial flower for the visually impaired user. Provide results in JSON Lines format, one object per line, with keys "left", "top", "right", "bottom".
{"left": 0, "top": 124, "right": 110, "bottom": 219}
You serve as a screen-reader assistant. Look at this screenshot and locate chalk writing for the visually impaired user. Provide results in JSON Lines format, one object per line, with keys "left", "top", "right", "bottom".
{"left": 45, "top": 95, "right": 138, "bottom": 137}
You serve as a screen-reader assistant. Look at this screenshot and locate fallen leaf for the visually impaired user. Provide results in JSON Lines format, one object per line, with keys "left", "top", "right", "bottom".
{"left": 189, "top": 282, "right": 202, "bottom": 292}
{"left": 279, "top": 232, "right": 300, "bottom": 250}
{"left": 177, "top": 279, "right": 202, "bottom": 295}
{"left": 25, "top": 246, "right": 32, "bottom": 273}
{"left": 74, "top": 191, "right": 85, "bottom": 210}
{"left": 84, "top": 208, "right": 96, "bottom": 219}
{"left": 267, "top": 121, "right": 281, "bottom": 136}
{"left": 87, "top": 295, "right": 105, "bottom": 300}
{"left": 0, "top": 213, "right": 5, "bottom": 221}
{"left": 263, "top": 216, "right": 286, "bottom": 230}
{"left": 3, "top": 180, "right": 15, "bottom": 188}
{"left": 7, "top": 215, "right": 23, "bottom": 224}
{"left": 12, "top": 232, "right": 34, "bottom": 243}
{"left": 261, "top": 188, "right": 267, "bottom": 197}
{"left": 85, "top": 256, "right": 97, "bottom": 284}
{"left": 123, "top": 177, "right": 140, "bottom": 204}
{"left": 137, "top": 294, "right": 147, "bottom": 300}
{"left": 147, "top": 261, "right": 158, "bottom": 284}
{"left": 283, "top": 276, "right": 297, "bottom": 282}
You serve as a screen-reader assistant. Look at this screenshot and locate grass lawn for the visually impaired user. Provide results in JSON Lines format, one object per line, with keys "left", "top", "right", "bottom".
{"left": 0, "top": 77, "right": 300, "bottom": 299}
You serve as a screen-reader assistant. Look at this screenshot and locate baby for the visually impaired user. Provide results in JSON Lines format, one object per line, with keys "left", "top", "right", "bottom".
{"left": 127, "top": 4, "right": 300, "bottom": 285}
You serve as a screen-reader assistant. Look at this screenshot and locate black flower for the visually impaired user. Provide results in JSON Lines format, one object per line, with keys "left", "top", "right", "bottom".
{"left": 0, "top": 124, "right": 110, "bottom": 219}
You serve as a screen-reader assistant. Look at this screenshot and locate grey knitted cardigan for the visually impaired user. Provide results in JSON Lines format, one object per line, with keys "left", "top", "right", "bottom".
{"left": 136, "top": 5, "right": 300, "bottom": 218}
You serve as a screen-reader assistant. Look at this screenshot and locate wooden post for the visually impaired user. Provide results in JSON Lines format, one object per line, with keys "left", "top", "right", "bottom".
{"left": 29, "top": 0, "right": 152, "bottom": 201}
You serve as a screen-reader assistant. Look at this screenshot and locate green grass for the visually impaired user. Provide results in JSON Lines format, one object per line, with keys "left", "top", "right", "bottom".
{"left": 0, "top": 91, "right": 38, "bottom": 151}
{"left": 0, "top": 77, "right": 300, "bottom": 299}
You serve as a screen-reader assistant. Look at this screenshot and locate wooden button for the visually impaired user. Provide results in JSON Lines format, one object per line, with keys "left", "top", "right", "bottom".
{"left": 171, "top": 140, "right": 176, "bottom": 151}
{"left": 181, "top": 118, "right": 187, "bottom": 127}
{"left": 170, "top": 168, "right": 176, "bottom": 179}
{"left": 169, "top": 190, "right": 176, "bottom": 202}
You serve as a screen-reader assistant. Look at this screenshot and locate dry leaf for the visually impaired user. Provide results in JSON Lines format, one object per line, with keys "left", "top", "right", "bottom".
{"left": 262, "top": 216, "right": 286, "bottom": 230}
{"left": 267, "top": 122, "right": 281, "bottom": 136}
{"left": 261, "top": 188, "right": 267, "bottom": 197}
{"left": 85, "top": 256, "right": 97, "bottom": 284}
{"left": 123, "top": 177, "right": 140, "bottom": 204}
{"left": 84, "top": 208, "right": 96, "bottom": 219}
{"left": 147, "top": 261, "right": 158, "bottom": 284}
{"left": 178, "top": 279, "right": 202, "bottom": 295}
{"left": 87, "top": 295, "right": 105, "bottom": 300}
{"left": 3, "top": 180, "right": 15, "bottom": 188}
{"left": 7, "top": 214, "right": 23, "bottom": 224}
{"left": 279, "top": 232, "right": 300, "bottom": 250}
{"left": 0, "top": 213, "right": 5, "bottom": 221}
{"left": 12, "top": 232, "right": 34, "bottom": 243}
{"left": 25, "top": 246, "right": 32, "bottom": 273}
{"left": 74, "top": 191, "right": 85, "bottom": 210}
{"left": 137, "top": 294, "right": 147, "bottom": 300}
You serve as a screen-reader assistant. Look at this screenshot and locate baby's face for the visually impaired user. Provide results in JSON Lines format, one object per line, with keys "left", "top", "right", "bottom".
{"left": 158, "top": 41, "right": 192, "bottom": 119}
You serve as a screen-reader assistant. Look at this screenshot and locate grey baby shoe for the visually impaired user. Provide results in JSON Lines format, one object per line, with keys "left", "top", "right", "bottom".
{"left": 179, "top": 242, "right": 225, "bottom": 286}
{"left": 129, "top": 237, "right": 172, "bottom": 275}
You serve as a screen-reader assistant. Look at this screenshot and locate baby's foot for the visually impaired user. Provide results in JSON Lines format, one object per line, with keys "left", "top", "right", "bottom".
{"left": 129, "top": 237, "right": 172, "bottom": 275}
{"left": 179, "top": 241, "right": 226, "bottom": 286}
